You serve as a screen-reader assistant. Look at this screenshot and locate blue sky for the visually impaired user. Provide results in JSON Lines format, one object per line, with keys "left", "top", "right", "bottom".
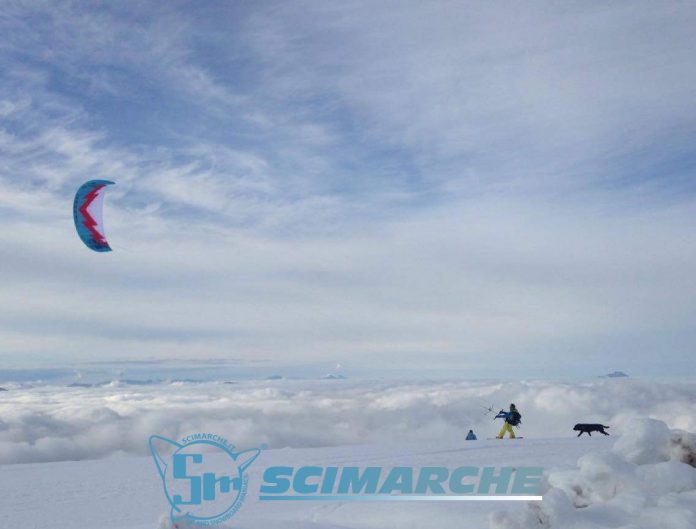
{"left": 1, "top": 1, "right": 696, "bottom": 378}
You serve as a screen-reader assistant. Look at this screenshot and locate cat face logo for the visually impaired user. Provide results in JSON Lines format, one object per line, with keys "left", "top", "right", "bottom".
{"left": 149, "top": 434, "right": 261, "bottom": 525}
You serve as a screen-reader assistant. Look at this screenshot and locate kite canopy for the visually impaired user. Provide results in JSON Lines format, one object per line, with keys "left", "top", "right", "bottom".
{"left": 73, "top": 179, "right": 115, "bottom": 252}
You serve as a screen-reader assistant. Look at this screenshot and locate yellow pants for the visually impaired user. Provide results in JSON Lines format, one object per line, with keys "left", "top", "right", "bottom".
{"left": 498, "top": 423, "right": 516, "bottom": 439}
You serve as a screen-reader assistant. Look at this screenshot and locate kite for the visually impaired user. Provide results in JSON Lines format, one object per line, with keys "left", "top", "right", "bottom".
{"left": 73, "top": 179, "right": 115, "bottom": 252}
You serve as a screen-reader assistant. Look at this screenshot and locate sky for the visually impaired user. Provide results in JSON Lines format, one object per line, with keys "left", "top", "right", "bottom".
{"left": 1, "top": 1, "right": 696, "bottom": 378}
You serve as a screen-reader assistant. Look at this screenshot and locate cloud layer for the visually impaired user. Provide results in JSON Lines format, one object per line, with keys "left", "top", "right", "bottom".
{"left": 1, "top": 378, "right": 695, "bottom": 464}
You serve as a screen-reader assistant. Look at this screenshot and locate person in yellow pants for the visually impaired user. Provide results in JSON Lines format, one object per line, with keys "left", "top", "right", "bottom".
{"left": 496, "top": 403, "right": 520, "bottom": 439}
{"left": 498, "top": 421, "right": 516, "bottom": 439}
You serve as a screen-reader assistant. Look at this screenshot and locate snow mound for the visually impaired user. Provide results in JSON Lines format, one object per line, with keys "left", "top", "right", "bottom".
{"left": 612, "top": 417, "right": 671, "bottom": 464}
{"left": 157, "top": 513, "right": 234, "bottom": 529}
{"left": 491, "top": 419, "right": 696, "bottom": 529}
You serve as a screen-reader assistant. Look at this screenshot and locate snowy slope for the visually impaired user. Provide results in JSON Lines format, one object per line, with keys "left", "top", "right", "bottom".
{"left": 3, "top": 423, "right": 695, "bottom": 529}
{"left": 1, "top": 436, "right": 611, "bottom": 529}
{"left": 1, "top": 379, "right": 695, "bottom": 528}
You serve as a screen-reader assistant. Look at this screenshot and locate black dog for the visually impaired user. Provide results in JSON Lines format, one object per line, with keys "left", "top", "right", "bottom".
{"left": 573, "top": 423, "right": 610, "bottom": 437}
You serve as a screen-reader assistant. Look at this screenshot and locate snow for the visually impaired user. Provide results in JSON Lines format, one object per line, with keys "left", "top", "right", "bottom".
{"left": 492, "top": 419, "right": 696, "bottom": 529}
{"left": 3, "top": 424, "right": 695, "bottom": 529}
{"left": 612, "top": 418, "right": 672, "bottom": 465}
{"left": 1, "top": 380, "right": 695, "bottom": 528}
{"left": 1, "top": 436, "right": 611, "bottom": 529}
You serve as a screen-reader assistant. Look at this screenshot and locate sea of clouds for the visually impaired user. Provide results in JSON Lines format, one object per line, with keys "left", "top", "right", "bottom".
{"left": 1, "top": 378, "right": 695, "bottom": 465}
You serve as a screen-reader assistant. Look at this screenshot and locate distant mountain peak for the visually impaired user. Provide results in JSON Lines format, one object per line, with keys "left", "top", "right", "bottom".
{"left": 321, "top": 373, "right": 347, "bottom": 380}
{"left": 603, "top": 370, "right": 629, "bottom": 378}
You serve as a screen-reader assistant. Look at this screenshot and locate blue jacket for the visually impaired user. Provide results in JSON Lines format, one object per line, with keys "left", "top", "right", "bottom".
{"left": 466, "top": 431, "right": 477, "bottom": 440}
{"left": 493, "top": 409, "right": 522, "bottom": 425}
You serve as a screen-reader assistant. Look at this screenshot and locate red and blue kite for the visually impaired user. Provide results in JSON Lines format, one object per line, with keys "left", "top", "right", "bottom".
{"left": 73, "top": 180, "right": 115, "bottom": 252}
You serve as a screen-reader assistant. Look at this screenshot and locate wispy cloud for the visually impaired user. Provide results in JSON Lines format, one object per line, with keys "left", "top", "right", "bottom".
{"left": 0, "top": 2, "right": 695, "bottom": 373}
